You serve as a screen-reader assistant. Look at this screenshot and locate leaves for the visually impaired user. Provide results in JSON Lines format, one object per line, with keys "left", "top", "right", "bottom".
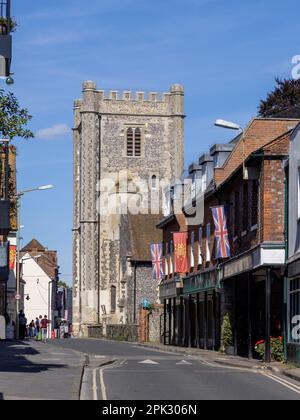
{"left": 0, "top": 90, "right": 34, "bottom": 140}
{"left": 258, "top": 78, "right": 300, "bottom": 118}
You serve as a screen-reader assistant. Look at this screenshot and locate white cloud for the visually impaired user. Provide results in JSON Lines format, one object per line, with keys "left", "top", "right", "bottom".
{"left": 35, "top": 124, "right": 71, "bottom": 140}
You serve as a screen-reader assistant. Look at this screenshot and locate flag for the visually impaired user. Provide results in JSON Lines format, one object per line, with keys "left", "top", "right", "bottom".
{"left": 173, "top": 232, "right": 188, "bottom": 274}
{"left": 211, "top": 206, "right": 231, "bottom": 259}
{"left": 151, "top": 244, "right": 164, "bottom": 280}
{"left": 9, "top": 245, "right": 17, "bottom": 271}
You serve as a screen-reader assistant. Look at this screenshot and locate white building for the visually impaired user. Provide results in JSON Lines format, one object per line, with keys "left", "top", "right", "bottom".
{"left": 21, "top": 239, "right": 58, "bottom": 335}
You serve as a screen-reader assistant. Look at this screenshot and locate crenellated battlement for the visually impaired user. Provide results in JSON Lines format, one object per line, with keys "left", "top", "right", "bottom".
{"left": 82, "top": 81, "right": 183, "bottom": 104}
{"left": 97, "top": 89, "right": 171, "bottom": 103}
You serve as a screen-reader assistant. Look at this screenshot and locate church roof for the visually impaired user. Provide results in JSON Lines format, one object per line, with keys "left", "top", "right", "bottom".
{"left": 21, "top": 239, "right": 46, "bottom": 252}
{"left": 128, "top": 214, "right": 162, "bottom": 262}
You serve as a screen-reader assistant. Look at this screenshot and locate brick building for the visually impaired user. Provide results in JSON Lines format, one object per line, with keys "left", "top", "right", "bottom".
{"left": 159, "top": 118, "right": 300, "bottom": 361}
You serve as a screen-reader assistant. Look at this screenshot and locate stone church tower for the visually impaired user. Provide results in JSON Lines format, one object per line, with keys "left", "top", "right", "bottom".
{"left": 72, "top": 81, "right": 184, "bottom": 336}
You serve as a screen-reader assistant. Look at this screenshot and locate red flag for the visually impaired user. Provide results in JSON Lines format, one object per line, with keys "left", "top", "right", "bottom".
{"left": 173, "top": 232, "right": 188, "bottom": 274}
{"left": 9, "top": 245, "right": 16, "bottom": 270}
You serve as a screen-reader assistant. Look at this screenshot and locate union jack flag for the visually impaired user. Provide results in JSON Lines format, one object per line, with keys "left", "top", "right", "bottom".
{"left": 211, "top": 206, "right": 231, "bottom": 259}
{"left": 151, "top": 243, "right": 164, "bottom": 280}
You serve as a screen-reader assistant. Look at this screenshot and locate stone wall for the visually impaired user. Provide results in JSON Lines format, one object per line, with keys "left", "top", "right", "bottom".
{"left": 148, "top": 304, "right": 164, "bottom": 343}
{"left": 87, "top": 325, "right": 103, "bottom": 339}
{"left": 106, "top": 324, "right": 139, "bottom": 342}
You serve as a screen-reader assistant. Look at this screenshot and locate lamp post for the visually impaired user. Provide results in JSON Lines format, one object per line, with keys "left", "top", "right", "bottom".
{"left": 15, "top": 184, "right": 54, "bottom": 339}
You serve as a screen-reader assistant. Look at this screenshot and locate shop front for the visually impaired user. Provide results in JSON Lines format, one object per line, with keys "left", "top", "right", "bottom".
{"left": 220, "top": 244, "right": 285, "bottom": 361}
{"left": 287, "top": 256, "right": 300, "bottom": 366}
{"left": 182, "top": 268, "right": 221, "bottom": 350}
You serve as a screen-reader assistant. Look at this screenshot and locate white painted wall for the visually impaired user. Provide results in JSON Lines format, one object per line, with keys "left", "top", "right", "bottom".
{"left": 22, "top": 253, "right": 53, "bottom": 335}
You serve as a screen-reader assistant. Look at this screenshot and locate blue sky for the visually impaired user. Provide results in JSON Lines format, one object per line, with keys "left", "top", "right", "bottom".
{"left": 7, "top": 0, "right": 299, "bottom": 284}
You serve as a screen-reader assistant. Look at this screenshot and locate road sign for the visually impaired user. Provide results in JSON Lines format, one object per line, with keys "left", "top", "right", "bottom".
{"left": 15, "top": 293, "right": 21, "bottom": 300}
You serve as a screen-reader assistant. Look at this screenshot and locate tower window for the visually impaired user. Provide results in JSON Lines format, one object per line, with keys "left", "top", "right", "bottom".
{"left": 134, "top": 128, "right": 141, "bottom": 157}
{"left": 127, "top": 128, "right": 134, "bottom": 157}
{"left": 151, "top": 175, "right": 157, "bottom": 189}
{"left": 126, "top": 127, "right": 142, "bottom": 157}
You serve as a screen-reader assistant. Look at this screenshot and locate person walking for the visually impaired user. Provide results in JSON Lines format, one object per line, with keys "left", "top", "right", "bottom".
{"left": 40, "top": 315, "right": 50, "bottom": 343}
{"left": 19, "top": 311, "right": 27, "bottom": 340}
{"left": 34, "top": 317, "right": 40, "bottom": 336}
{"left": 29, "top": 320, "right": 35, "bottom": 338}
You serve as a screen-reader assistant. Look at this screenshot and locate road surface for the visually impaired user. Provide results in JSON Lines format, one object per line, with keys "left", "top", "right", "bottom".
{"left": 49, "top": 338, "right": 300, "bottom": 400}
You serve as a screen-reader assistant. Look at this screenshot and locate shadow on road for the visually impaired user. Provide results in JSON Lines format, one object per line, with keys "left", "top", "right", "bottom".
{"left": 0, "top": 340, "right": 67, "bottom": 374}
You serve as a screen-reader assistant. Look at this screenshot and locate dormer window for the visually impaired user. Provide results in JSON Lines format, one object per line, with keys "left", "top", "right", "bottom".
{"left": 127, "top": 127, "right": 142, "bottom": 157}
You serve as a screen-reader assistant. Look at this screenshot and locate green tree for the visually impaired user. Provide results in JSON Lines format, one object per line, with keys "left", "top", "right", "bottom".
{"left": 258, "top": 78, "right": 300, "bottom": 118}
{"left": 0, "top": 90, "right": 34, "bottom": 140}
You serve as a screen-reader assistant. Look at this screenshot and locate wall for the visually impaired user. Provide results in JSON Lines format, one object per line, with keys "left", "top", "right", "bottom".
{"left": 289, "top": 125, "right": 300, "bottom": 258}
{"left": 23, "top": 254, "right": 53, "bottom": 330}
{"left": 106, "top": 324, "right": 138, "bottom": 342}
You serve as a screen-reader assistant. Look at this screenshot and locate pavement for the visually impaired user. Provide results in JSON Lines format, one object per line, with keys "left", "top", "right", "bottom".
{"left": 1, "top": 338, "right": 300, "bottom": 400}
{"left": 0, "top": 339, "right": 86, "bottom": 400}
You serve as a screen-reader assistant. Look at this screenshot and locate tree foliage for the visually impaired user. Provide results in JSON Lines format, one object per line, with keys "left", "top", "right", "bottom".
{"left": 0, "top": 90, "right": 34, "bottom": 140}
{"left": 258, "top": 78, "right": 300, "bottom": 118}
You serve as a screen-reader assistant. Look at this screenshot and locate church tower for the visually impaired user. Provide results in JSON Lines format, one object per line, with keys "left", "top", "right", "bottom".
{"left": 73, "top": 81, "right": 184, "bottom": 335}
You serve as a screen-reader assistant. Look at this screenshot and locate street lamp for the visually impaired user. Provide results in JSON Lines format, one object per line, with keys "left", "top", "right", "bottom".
{"left": 15, "top": 184, "right": 54, "bottom": 339}
{"left": 214, "top": 119, "right": 243, "bottom": 132}
{"left": 214, "top": 118, "right": 246, "bottom": 176}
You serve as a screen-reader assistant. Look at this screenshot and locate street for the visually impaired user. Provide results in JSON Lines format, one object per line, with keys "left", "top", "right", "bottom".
{"left": 1, "top": 338, "right": 298, "bottom": 400}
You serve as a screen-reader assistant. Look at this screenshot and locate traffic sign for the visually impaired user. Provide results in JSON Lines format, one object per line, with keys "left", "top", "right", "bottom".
{"left": 15, "top": 294, "right": 21, "bottom": 300}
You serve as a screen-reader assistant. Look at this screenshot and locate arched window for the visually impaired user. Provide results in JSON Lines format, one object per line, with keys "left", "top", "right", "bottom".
{"left": 151, "top": 175, "right": 157, "bottom": 189}
{"left": 134, "top": 128, "right": 141, "bottom": 157}
{"left": 111, "top": 286, "right": 116, "bottom": 314}
{"left": 127, "top": 128, "right": 134, "bottom": 157}
{"left": 126, "top": 127, "right": 142, "bottom": 157}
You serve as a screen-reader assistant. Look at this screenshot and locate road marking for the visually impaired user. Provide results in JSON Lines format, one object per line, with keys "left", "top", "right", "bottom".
{"left": 100, "top": 369, "right": 107, "bottom": 400}
{"left": 138, "top": 359, "right": 159, "bottom": 365}
{"left": 176, "top": 360, "right": 193, "bottom": 365}
{"left": 94, "top": 355, "right": 106, "bottom": 359}
{"left": 262, "top": 371, "right": 300, "bottom": 395}
{"left": 92, "top": 368, "right": 98, "bottom": 401}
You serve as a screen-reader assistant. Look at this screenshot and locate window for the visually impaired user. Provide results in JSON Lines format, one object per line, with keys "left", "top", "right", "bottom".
{"left": 298, "top": 168, "right": 300, "bottom": 220}
{"left": 190, "top": 231, "right": 195, "bottom": 268}
{"left": 169, "top": 240, "right": 174, "bottom": 274}
{"left": 288, "top": 278, "right": 300, "bottom": 344}
{"left": 135, "top": 128, "right": 141, "bottom": 156}
{"left": 251, "top": 180, "right": 259, "bottom": 227}
{"left": 234, "top": 191, "right": 240, "bottom": 237}
{"left": 191, "top": 173, "right": 196, "bottom": 200}
{"left": 126, "top": 127, "right": 142, "bottom": 157}
{"left": 242, "top": 183, "right": 249, "bottom": 232}
{"left": 151, "top": 175, "right": 157, "bottom": 190}
{"left": 206, "top": 223, "right": 211, "bottom": 262}
{"left": 198, "top": 226, "right": 203, "bottom": 265}
{"left": 111, "top": 286, "right": 116, "bottom": 314}
{"left": 165, "top": 242, "right": 169, "bottom": 276}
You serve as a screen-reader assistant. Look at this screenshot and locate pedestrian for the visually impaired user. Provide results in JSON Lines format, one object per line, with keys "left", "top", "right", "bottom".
{"left": 40, "top": 315, "right": 50, "bottom": 343}
{"left": 34, "top": 317, "right": 40, "bottom": 336}
{"left": 29, "top": 320, "right": 35, "bottom": 338}
{"left": 19, "top": 312, "right": 27, "bottom": 340}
